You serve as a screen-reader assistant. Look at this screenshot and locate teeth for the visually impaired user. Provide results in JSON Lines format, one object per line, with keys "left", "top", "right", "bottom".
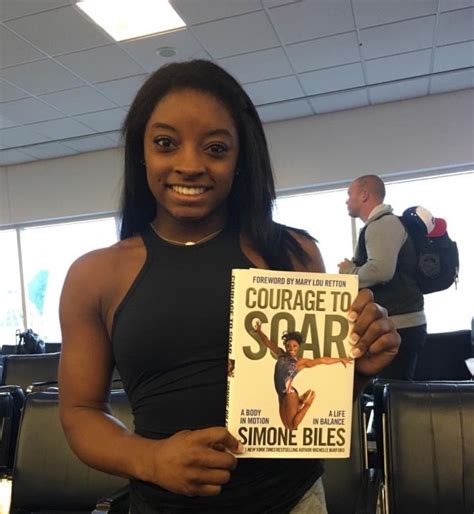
{"left": 171, "top": 185, "right": 206, "bottom": 196}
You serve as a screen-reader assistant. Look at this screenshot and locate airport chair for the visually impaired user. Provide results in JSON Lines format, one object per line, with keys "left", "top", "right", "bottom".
{"left": 323, "top": 396, "right": 380, "bottom": 514}
{"left": 0, "top": 352, "right": 60, "bottom": 392}
{"left": 378, "top": 381, "right": 474, "bottom": 514}
{"left": 10, "top": 389, "right": 132, "bottom": 513}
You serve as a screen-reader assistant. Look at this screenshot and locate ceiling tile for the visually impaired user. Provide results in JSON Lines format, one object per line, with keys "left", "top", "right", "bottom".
{"left": 366, "top": 49, "right": 432, "bottom": 84}
{"left": 96, "top": 75, "right": 148, "bottom": 107}
{"left": 0, "top": 26, "right": 45, "bottom": 69}
{"left": 0, "top": 148, "right": 35, "bottom": 165}
{"left": 257, "top": 98, "right": 313, "bottom": 123}
{"left": 57, "top": 45, "right": 146, "bottom": 83}
{"left": 0, "top": 114, "right": 17, "bottom": 129}
{"left": 4, "top": 6, "right": 112, "bottom": 56}
{"left": 21, "top": 141, "right": 78, "bottom": 160}
{"left": 0, "top": 126, "right": 51, "bottom": 147}
{"left": 286, "top": 32, "right": 360, "bottom": 73}
{"left": 433, "top": 41, "right": 474, "bottom": 72}
{"left": 74, "top": 108, "right": 127, "bottom": 132}
{"left": 430, "top": 69, "right": 474, "bottom": 93}
{"left": 106, "top": 131, "right": 124, "bottom": 145}
{"left": 121, "top": 29, "right": 202, "bottom": 72}
{"left": 171, "top": 0, "right": 262, "bottom": 25}
{"left": 191, "top": 11, "right": 279, "bottom": 58}
{"left": 263, "top": 0, "right": 300, "bottom": 7}
{"left": 309, "top": 89, "right": 368, "bottom": 113}
{"left": 40, "top": 86, "right": 117, "bottom": 115}
{"left": 369, "top": 77, "right": 429, "bottom": 104}
{"left": 0, "top": 97, "right": 63, "bottom": 125}
{"left": 244, "top": 75, "right": 304, "bottom": 105}
{"left": 354, "top": 0, "right": 437, "bottom": 28}
{"left": 360, "top": 16, "right": 436, "bottom": 59}
{"left": 269, "top": 0, "right": 355, "bottom": 44}
{"left": 0, "top": 59, "right": 85, "bottom": 95}
{"left": 63, "top": 134, "right": 118, "bottom": 152}
{"left": 218, "top": 47, "right": 293, "bottom": 83}
{"left": 0, "top": 79, "right": 29, "bottom": 102}
{"left": 0, "top": 0, "right": 73, "bottom": 22}
{"left": 299, "top": 63, "right": 365, "bottom": 95}
{"left": 27, "top": 117, "right": 95, "bottom": 139}
{"left": 439, "top": 0, "right": 474, "bottom": 11}
{"left": 437, "top": 8, "right": 474, "bottom": 46}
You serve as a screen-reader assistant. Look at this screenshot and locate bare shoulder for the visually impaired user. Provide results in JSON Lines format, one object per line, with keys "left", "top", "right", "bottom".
{"left": 287, "top": 228, "right": 326, "bottom": 273}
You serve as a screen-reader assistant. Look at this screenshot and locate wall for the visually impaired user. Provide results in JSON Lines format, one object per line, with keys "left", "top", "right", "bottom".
{"left": 0, "top": 89, "right": 473, "bottom": 226}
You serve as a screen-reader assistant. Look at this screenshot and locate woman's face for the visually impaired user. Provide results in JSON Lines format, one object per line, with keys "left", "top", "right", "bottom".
{"left": 284, "top": 340, "right": 300, "bottom": 357}
{"left": 143, "top": 88, "right": 239, "bottom": 231}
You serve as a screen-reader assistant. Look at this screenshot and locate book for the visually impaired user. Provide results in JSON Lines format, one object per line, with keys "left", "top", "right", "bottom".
{"left": 226, "top": 268, "right": 358, "bottom": 458}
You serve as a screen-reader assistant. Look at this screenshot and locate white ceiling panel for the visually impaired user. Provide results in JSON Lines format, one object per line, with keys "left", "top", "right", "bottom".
{"left": 21, "top": 141, "right": 78, "bottom": 160}
{"left": 57, "top": 45, "right": 146, "bottom": 83}
{"left": 263, "top": 0, "right": 300, "bottom": 7}
{"left": 191, "top": 11, "right": 279, "bottom": 58}
{"left": 171, "top": 0, "right": 262, "bottom": 25}
{"left": 437, "top": 8, "right": 474, "bottom": 46}
{"left": 218, "top": 47, "right": 293, "bottom": 84}
{"left": 0, "top": 113, "right": 17, "bottom": 129}
{"left": 27, "top": 117, "right": 94, "bottom": 139}
{"left": 0, "top": 148, "right": 36, "bottom": 165}
{"left": 0, "top": 126, "right": 51, "bottom": 147}
{"left": 439, "top": 0, "right": 474, "bottom": 11}
{"left": 257, "top": 98, "right": 313, "bottom": 123}
{"left": 244, "top": 75, "right": 304, "bottom": 105}
{"left": 121, "top": 29, "right": 202, "bottom": 72}
{"left": 286, "top": 32, "right": 360, "bottom": 73}
{"left": 0, "top": 0, "right": 73, "bottom": 22}
{"left": 0, "top": 25, "right": 45, "bottom": 68}
{"left": 354, "top": 0, "right": 437, "bottom": 28}
{"left": 4, "top": 6, "right": 112, "bottom": 56}
{"left": 365, "top": 49, "right": 432, "bottom": 84}
{"left": 433, "top": 41, "right": 474, "bottom": 72}
{"left": 430, "top": 68, "right": 474, "bottom": 93}
{"left": 74, "top": 108, "right": 127, "bottom": 132}
{"left": 40, "top": 86, "right": 117, "bottom": 116}
{"left": 0, "top": 79, "right": 28, "bottom": 102}
{"left": 300, "top": 63, "right": 365, "bottom": 95}
{"left": 63, "top": 134, "right": 117, "bottom": 152}
{"left": 269, "top": 0, "right": 355, "bottom": 44}
{"left": 369, "top": 77, "right": 429, "bottom": 104}
{"left": 0, "top": 59, "right": 85, "bottom": 94}
{"left": 96, "top": 75, "right": 148, "bottom": 107}
{"left": 106, "top": 131, "right": 124, "bottom": 145}
{"left": 309, "top": 89, "right": 369, "bottom": 114}
{"left": 360, "top": 16, "right": 436, "bottom": 60}
{"left": 0, "top": 97, "right": 63, "bottom": 125}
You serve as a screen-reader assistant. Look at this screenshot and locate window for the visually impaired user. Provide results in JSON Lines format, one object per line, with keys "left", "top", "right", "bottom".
{"left": 0, "top": 217, "right": 118, "bottom": 346}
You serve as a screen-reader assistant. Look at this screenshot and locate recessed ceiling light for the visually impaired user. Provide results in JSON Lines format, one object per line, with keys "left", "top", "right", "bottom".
{"left": 156, "top": 46, "right": 177, "bottom": 58}
{"left": 76, "top": 0, "right": 186, "bottom": 42}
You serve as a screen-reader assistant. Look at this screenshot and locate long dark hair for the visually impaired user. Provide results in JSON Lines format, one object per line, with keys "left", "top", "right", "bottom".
{"left": 120, "top": 59, "right": 311, "bottom": 270}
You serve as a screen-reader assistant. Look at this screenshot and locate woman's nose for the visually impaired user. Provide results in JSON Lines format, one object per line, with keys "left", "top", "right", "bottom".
{"left": 174, "top": 146, "right": 205, "bottom": 175}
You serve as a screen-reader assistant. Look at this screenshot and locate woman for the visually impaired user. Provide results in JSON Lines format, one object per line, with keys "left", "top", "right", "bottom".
{"left": 59, "top": 60, "right": 399, "bottom": 513}
{"left": 252, "top": 321, "right": 352, "bottom": 430}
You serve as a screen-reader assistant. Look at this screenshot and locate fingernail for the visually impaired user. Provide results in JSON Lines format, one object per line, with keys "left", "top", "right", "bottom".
{"left": 349, "top": 332, "right": 359, "bottom": 345}
{"left": 350, "top": 348, "right": 361, "bottom": 358}
{"left": 236, "top": 442, "right": 245, "bottom": 454}
{"left": 348, "top": 311, "right": 357, "bottom": 322}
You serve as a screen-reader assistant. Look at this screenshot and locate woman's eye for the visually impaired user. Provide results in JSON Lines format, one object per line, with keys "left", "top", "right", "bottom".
{"left": 207, "top": 143, "right": 228, "bottom": 154}
{"left": 153, "top": 137, "right": 174, "bottom": 149}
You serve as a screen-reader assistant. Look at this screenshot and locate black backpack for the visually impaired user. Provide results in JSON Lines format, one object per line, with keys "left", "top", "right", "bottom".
{"left": 15, "top": 329, "right": 46, "bottom": 354}
{"left": 399, "top": 210, "right": 459, "bottom": 294}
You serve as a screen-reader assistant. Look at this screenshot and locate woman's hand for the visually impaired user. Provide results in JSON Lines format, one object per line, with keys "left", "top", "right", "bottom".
{"left": 347, "top": 289, "right": 400, "bottom": 376}
{"left": 142, "top": 427, "right": 244, "bottom": 497}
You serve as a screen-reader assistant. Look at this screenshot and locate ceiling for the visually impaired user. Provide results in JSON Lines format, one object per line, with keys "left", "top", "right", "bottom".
{"left": 0, "top": 0, "right": 473, "bottom": 166}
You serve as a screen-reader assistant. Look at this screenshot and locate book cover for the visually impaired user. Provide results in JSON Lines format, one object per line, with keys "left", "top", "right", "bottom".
{"left": 226, "top": 269, "right": 358, "bottom": 458}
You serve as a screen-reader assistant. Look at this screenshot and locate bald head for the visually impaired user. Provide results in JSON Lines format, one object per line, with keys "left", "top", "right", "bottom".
{"left": 346, "top": 175, "right": 386, "bottom": 221}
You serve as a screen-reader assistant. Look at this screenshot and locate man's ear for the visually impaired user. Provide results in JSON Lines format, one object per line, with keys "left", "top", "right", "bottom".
{"left": 361, "top": 189, "right": 369, "bottom": 202}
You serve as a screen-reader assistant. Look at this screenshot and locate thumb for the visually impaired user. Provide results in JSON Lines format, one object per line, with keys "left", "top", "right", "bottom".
{"left": 213, "top": 430, "right": 245, "bottom": 455}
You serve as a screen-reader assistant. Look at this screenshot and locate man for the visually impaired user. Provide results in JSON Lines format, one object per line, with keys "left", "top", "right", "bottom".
{"left": 338, "top": 175, "right": 426, "bottom": 380}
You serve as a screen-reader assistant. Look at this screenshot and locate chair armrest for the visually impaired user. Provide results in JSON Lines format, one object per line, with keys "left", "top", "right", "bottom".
{"left": 93, "top": 484, "right": 129, "bottom": 513}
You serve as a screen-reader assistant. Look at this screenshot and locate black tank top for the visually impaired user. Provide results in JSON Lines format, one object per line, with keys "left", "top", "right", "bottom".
{"left": 112, "top": 225, "right": 323, "bottom": 513}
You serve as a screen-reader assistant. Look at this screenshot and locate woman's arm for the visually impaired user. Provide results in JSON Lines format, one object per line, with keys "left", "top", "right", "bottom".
{"left": 296, "top": 356, "right": 352, "bottom": 370}
{"left": 59, "top": 250, "right": 241, "bottom": 497}
{"left": 252, "top": 320, "right": 282, "bottom": 356}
